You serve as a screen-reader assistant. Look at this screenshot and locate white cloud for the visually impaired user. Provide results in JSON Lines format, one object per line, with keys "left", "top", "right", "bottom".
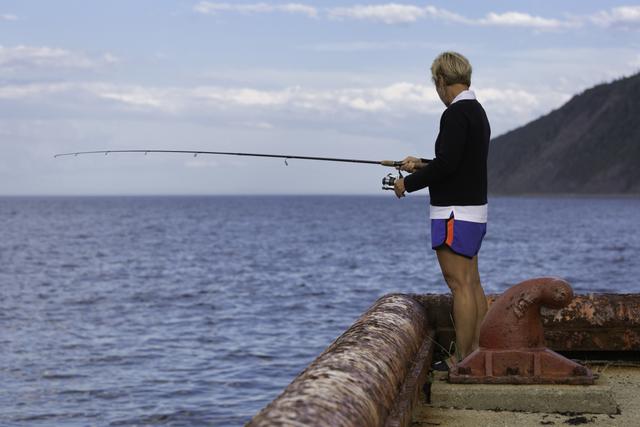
{"left": 0, "top": 45, "right": 118, "bottom": 69}
{"left": 328, "top": 4, "right": 427, "bottom": 24}
{"left": 327, "top": 4, "right": 572, "bottom": 29}
{"left": 102, "top": 53, "right": 120, "bottom": 64}
{"left": 0, "top": 82, "right": 72, "bottom": 99}
{"left": 235, "top": 121, "right": 275, "bottom": 129}
{"left": 194, "top": 2, "right": 317, "bottom": 17}
{"left": 590, "top": 5, "right": 640, "bottom": 28}
{"left": 423, "top": 5, "right": 469, "bottom": 24}
{"left": 191, "top": 2, "right": 640, "bottom": 32}
{"left": 326, "top": 3, "right": 468, "bottom": 25}
{"left": 478, "top": 12, "right": 569, "bottom": 29}
{"left": 97, "top": 87, "right": 174, "bottom": 110}
{"left": 477, "top": 88, "right": 543, "bottom": 112}
{"left": 308, "top": 41, "right": 437, "bottom": 52}
{"left": 1, "top": 13, "right": 17, "bottom": 21}
{"left": 0, "top": 79, "right": 554, "bottom": 123}
{"left": 339, "top": 96, "right": 387, "bottom": 112}
{"left": 0, "top": 78, "right": 583, "bottom": 148}
{"left": 279, "top": 3, "right": 317, "bottom": 16}
{"left": 193, "top": 86, "right": 293, "bottom": 106}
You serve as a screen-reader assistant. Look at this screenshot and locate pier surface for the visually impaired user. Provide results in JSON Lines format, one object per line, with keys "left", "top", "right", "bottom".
{"left": 413, "top": 364, "right": 640, "bottom": 426}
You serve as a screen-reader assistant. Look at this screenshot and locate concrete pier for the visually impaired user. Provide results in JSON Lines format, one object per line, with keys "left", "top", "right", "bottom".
{"left": 430, "top": 371, "right": 617, "bottom": 414}
{"left": 414, "top": 365, "right": 640, "bottom": 426}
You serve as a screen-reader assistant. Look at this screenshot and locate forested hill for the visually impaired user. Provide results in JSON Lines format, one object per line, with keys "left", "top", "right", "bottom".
{"left": 488, "top": 72, "right": 640, "bottom": 194}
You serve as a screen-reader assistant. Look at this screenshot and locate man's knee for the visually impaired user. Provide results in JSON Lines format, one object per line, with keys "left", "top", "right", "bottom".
{"left": 444, "top": 274, "right": 474, "bottom": 295}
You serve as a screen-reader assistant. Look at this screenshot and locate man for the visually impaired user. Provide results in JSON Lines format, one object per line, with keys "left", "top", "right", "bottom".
{"left": 395, "top": 52, "right": 490, "bottom": 368}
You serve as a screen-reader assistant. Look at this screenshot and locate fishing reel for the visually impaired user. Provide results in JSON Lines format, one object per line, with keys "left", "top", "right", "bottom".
{"left": 382, "top": 169, "right": 403, "bottom": 190}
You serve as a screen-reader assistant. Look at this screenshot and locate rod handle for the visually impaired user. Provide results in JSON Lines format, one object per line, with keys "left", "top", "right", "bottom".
{"left": 380, "top": 160, "right": 401, "bottom": 167}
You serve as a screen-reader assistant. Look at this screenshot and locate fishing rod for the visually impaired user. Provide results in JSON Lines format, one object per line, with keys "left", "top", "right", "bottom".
{"left": 54, "top": 149, "right": 420, "bottom": 190}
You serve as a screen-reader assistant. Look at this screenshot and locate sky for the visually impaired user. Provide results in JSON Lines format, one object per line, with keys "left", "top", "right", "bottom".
{"left": 1, "top": 1, "right": 639, "bottom": 195}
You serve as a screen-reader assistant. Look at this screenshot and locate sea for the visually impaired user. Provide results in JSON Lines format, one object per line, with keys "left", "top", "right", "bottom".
{"left": 1, "top": 195, "right": 639, "bottom": 426}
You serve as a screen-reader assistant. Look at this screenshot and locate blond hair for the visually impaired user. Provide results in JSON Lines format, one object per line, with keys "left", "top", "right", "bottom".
{"left": 431, "top": 51, "right": 472, "bottom": 87}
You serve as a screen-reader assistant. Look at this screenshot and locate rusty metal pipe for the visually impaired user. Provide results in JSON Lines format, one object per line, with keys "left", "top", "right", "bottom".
{"left": 247, "top": 294, "right": 430, "bottom": 427}
{"left": 416, "top": 293, "right": 640, "bottom": 352}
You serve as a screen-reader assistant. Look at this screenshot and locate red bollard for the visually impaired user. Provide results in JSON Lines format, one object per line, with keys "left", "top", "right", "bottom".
{"left": 449, "top": 277, "right": 594, "bottom": 385}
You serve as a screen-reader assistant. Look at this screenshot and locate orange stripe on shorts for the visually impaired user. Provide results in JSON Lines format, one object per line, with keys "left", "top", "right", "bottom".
{"left": 445, "top": 217, "right": 454, "bottom": 246}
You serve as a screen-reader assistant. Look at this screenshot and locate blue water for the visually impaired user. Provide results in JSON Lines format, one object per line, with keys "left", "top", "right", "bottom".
{"left": 1, "top": 195, "right": 639, "bottom": 426}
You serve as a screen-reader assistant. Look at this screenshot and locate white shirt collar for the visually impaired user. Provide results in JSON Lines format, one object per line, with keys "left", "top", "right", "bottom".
{"left": 450, "top": 89, "right": 476, "bottom": 105}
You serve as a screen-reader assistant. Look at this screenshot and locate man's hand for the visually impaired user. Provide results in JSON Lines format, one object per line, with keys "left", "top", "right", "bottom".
{"left": 399, "top": 156, "right": 422, "bottom": 173}
{"left": 394, "top": 177, "right": 406, "bottom": 198}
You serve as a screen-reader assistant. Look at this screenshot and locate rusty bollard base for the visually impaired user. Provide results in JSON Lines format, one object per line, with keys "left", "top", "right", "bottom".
{"left": 448, "top": 347, "right": 594, "bottom": 385}
{"left": 449, "top": 277, "right": 594, "bottom": 385}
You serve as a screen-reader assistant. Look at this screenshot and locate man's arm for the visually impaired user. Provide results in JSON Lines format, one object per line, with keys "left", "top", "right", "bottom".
{"left": 403, "top": 109, "right": 468, "bottom": 193}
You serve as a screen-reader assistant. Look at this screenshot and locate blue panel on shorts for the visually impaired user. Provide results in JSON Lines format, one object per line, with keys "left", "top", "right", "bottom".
{"left": 431, "top": 216, "right": 487, "bottom": 258}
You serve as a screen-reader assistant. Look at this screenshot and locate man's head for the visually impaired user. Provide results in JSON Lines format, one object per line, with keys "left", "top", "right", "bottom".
{"left": 431, "top": 51, "right": 472, "bottom": 88}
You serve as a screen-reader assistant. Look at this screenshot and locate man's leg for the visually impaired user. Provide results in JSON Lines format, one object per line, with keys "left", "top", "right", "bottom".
{"left": 436, "top": 246, "right": 476, "bottom": 359}
{"left": 471, "top": 255, "right": 488, "bottom": 349}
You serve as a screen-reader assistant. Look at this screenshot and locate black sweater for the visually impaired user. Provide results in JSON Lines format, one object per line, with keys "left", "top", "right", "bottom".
{"left": 403, "top": 99, "right": 490, "bottom": 206}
